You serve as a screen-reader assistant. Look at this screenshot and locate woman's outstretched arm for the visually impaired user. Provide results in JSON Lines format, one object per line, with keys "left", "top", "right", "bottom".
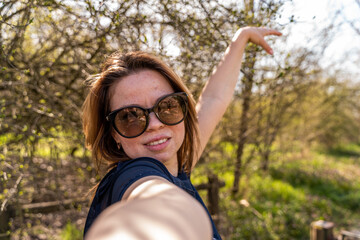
{"left": 85, "top": 176, "right": 212, "bottom": 240}
{"left": 195, "top": 27, "right": 282, "bottom": 164}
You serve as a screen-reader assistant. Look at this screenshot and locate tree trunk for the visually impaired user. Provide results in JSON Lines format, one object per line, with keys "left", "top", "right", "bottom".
{"left": 232, "top": 50, "right": 256, "bottom": 194}
{"left": 261, "top": 149, "right": 270, "bottom": 171}
{"left": 232, "top": 94, "right": 250, "bottom": 194}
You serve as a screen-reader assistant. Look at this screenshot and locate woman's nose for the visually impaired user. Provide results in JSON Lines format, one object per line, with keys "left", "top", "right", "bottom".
{"left": 146, "top": 112, "right": 164, "bottom": 132}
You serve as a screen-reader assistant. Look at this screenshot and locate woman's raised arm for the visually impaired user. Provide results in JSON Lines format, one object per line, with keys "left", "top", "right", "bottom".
{"left": 194, "top": 27, "right": 282, "bottom": 164}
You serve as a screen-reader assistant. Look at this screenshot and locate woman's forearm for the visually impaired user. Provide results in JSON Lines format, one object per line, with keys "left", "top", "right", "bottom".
{"left": 195, "top": 27, "right": 281, "bottom": 163}
{"left": 196, "top": 30, "right": 249, "bottom": 148}
{"left": 86, "top": 177, "right": 212, "bottom": 240}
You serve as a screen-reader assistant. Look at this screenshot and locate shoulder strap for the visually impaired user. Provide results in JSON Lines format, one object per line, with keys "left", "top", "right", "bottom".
{"left": 106, "top": 157, "right": 175, "bottom": 206}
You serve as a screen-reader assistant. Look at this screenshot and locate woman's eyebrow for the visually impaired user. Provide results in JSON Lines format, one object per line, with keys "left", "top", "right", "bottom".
{"left": 118, "top": 92, "right": 175, "bottom": 110}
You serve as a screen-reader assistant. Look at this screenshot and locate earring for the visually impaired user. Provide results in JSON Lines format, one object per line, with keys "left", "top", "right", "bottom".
{"left": 117, "top": 142, "right": 121, "bottom": 149}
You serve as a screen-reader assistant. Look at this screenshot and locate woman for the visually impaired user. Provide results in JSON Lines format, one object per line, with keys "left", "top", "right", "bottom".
{"left": 82, "top": 27, "right": 281, "bottom": 239}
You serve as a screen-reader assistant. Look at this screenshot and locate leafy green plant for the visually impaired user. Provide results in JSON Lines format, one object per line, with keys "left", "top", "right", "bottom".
{"left": 60, "top": 222, "right": 82, "bottom": 240}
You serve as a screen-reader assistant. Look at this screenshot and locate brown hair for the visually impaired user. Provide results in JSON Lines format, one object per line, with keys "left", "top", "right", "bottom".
{"left": 82, "top": 51, "right": 199, "bottom": 174}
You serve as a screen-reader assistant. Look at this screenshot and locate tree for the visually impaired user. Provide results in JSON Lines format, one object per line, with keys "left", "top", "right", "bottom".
{"left": 231, "top": 0, "right": 289, "bottom": 193}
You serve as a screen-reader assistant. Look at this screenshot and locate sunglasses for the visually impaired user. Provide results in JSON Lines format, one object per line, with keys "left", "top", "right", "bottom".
{"left": 106, "top": 92, "right": 188, "bottom": 138}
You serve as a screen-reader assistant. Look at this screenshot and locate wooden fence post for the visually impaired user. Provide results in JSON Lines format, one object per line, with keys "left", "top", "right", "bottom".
{"left": 207, "top": 173, "right": 222, "bottom": 228}
{"left": 207, "top": 173, "right": 220, "bottom": 216}
{"left": 194, "top": 173, "right": 225, "bottom": 229}
{"left": 310, "top": 220, "right": 335, "bottom": 240}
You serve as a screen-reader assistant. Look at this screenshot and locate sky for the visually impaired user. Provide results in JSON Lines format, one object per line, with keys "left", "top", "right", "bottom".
{"left": 280, "top": 0, "right": 360, "bottom": 81}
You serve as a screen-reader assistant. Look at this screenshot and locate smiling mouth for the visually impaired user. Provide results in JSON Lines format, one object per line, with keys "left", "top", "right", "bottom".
{"left": 145, "top": 138, "right": 168, "bottom": 146}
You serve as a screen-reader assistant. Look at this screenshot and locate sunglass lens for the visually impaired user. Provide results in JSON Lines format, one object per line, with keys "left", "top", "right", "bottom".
{"left": 115, "top": 107, "right": 146, "bottom": 137}
{"left": 156, "top": 95, "right": 185, "bottom": 125}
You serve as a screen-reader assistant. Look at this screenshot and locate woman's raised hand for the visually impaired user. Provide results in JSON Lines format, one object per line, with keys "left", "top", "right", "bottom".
{"left": 232, "top": 27, "right": 282, "bottom": 55}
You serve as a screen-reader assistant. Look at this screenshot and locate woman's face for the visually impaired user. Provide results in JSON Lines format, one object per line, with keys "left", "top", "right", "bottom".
{"left": 109, "top": 69, "right": 185, "bottom": 176}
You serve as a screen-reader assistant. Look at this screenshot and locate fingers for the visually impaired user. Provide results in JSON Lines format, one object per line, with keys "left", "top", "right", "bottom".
{"left": 258, "top": 38, "right": 273, "bottom": 55}
{"left": 264, "top": 29, "right": 282, "bottom": 37}
{"left": 257, "top": 28, "right": 282, "bottom": 55}
{"left": 235, "top": 26, "right": 281, "bottom": 55}
{"left": 257, "top": 27, "right": 282, "bottom": 37}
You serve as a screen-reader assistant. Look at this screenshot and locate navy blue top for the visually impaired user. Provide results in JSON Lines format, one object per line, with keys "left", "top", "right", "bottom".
{"left": 84, "top": 157, "right": 222, "bottom": 239}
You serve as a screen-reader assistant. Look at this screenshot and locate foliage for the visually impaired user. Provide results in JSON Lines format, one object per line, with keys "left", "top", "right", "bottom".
{"left": 60, "top": 221, "right": 82, "bottom": 240}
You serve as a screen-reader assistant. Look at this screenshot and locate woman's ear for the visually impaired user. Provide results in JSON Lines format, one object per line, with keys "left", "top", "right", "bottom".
{"left": 111, "top": 130, "right": 122, "bottom": 149}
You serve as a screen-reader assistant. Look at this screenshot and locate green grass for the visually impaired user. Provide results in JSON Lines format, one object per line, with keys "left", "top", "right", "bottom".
{"left": 326, "top": 143, "right": 360, "bottom": 158}
{"left": 1, "top": 128, "right": 89, "bottom": 159}
{"left": 192, "top": 143, "right": 360, "bottom": 239}
{"left": 33, "top": 134, "right": 88, "bottom": 159}
{"left": 60, "top": 222, "right": 82, "bottom": 240}
{"left": 269, "top": 153, "right": 360, "bottom": 211}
